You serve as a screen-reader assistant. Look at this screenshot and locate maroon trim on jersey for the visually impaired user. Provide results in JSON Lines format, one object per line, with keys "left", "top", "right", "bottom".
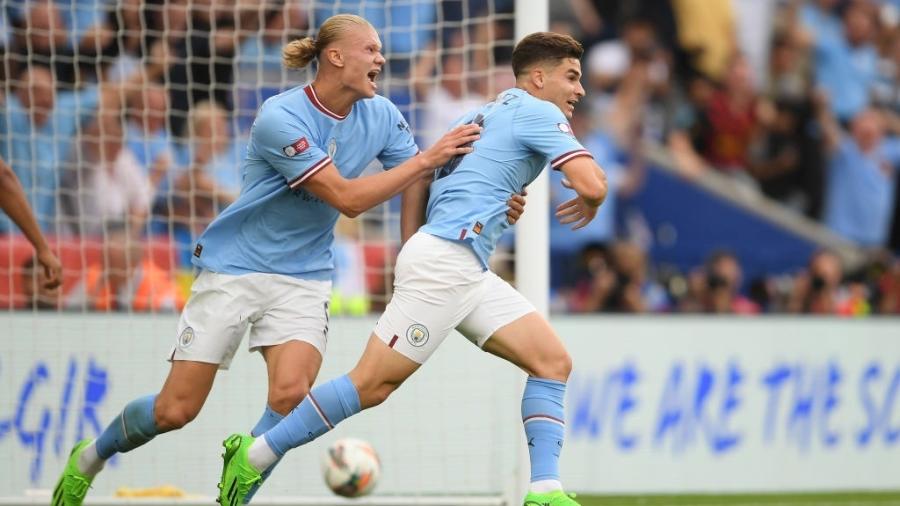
{"left": 388, "top": 335, "right": 399, "bottom": 348}
{"left": 288, "top": 156, "right": 332, "bottom": 189}
{"left": 550, "top": 149, "right": 592, "bottom": 170}
{"left": 304, "top": 85, "right": 348, "bottom": 120}
{"left": 459, "top": 229, "right": 467, "bottom": 240}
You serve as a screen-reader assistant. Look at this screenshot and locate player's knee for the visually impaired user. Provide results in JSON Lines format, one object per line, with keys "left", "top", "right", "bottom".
{"left": 154, "top": 398, "right": 201, "bottom": 431}
{"left": 268, "top": 383, "right": 310, "bottom": 415}
{"left": 532, "top": 350, "right": 572, "bottom": 383}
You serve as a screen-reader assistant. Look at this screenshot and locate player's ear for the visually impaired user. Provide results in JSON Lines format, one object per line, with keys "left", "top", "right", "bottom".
{"left": 531, "top": 67, "right": 545, "bottom": 90}
{"left": 325, "top": 47, "right": 344, "bottom": 68}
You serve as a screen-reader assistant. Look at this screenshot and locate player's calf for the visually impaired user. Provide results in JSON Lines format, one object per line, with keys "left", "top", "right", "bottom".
{"left": 242, "top": 374, "right": 363, "bottom": 475}
{"left": 349, "top": 373, "right": 403, "bottom": 409}
{"left": 347, "top": 334, "right": 421, "bottom": 409}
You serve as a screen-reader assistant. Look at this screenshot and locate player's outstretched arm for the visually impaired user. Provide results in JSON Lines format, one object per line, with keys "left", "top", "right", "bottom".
{"left": 302, "top": 124, "right": 480, "bottom": 218}
{"left": 0, "top": 156, "right": 62, "bottom": 288}
{"left": 556, "top": 156, "right": 608, "bottom": 230}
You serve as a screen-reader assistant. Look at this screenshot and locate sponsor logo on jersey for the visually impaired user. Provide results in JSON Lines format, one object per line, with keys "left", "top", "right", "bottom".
{"left": 193, "top": 243, "right": 203, "bottom": 257}
{"left": 179, "top": 327, "right": 195, "bottom": 348}
{"left": 283, "top": 137, "right": 310, "bottom": 157}
{"left": 473, "top": 221, "right": 484, "bottom": 235}
{"left": 557, "top": 122, "right": 573, "bottom": 135}
{"left": 406, "top": 323, "right": 429, "bottom": 347}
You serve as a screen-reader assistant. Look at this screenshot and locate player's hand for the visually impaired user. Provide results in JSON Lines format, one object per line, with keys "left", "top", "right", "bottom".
{"left": 506, "top": 187, "right": 527, "bottom": 225}
{"left": 422, "top": 124, "right": 481, "bottom": 169}
{"left": 556, "top": 177, "right": 600, "bottom": 229}
{"left": 36, "top": 247, "right": 62, "bottom": 290}
{"left": 556, "top": 195, "right": 599, "bottom": 230}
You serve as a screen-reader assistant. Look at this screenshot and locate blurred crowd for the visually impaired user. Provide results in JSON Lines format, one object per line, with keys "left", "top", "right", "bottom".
{"left": 0, "top": 0, "right": 898, "bottom": 315}
{"left": 542, "top": 0, "right": 900, "bottom": 315}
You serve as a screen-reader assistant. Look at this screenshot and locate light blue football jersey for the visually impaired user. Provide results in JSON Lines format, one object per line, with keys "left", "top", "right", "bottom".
{"left": 193, "top": 85, "right": 418, "bottom": 280}
{"left": 420, "top": 87, "right": 592, "bottom": 268}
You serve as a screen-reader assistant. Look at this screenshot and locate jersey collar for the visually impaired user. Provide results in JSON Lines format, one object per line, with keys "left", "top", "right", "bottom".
{"left": 304, "top": 85, "right": 349, "bottom": 121}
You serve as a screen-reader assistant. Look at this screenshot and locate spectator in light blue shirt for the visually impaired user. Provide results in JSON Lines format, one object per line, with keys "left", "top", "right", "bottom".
{"left": 821, "top": 104, "right": 900, "bottom": 247}
{"left": 802, "top": 1, "right": 879, "bottom": 121}
{"left": 124, "top": 83, "right": 174, "bottom": 193}
{"left": 58, "top": 0, "right": 113, "bottom": 50}
{"left": 0, "top": 66, "right": 100, "bottom": 233}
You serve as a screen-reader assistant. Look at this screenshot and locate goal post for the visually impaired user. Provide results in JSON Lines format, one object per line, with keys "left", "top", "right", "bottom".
{"left": 511, "top": 1, "right": 550, "bottom": 504}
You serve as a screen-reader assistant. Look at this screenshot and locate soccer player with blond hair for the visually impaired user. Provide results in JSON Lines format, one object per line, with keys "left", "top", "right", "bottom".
{"left": 51, "top": 14, "right": 530, "bottom": 506}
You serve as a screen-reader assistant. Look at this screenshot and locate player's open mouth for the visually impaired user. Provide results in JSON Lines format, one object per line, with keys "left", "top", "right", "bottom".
{"left": 367, "top": 70, "right": 380, "bottom": 87}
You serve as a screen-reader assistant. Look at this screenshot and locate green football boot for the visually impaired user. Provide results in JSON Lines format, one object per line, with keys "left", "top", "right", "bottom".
{"left": 51, "top": 439, "right": 95, "bottom": 506}
{"left": 523, "top": 490, "right": 581, "bottom": 506}
{"left": 217, "top": 434, "right": 262, "bottom": 505}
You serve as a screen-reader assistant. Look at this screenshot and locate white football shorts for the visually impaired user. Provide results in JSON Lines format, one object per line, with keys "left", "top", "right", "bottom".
{"left": 373, "top": 232, "right": 535, "bottom": 364}
{"left": 169, "top": 270, "right": 331, "bottom": 370}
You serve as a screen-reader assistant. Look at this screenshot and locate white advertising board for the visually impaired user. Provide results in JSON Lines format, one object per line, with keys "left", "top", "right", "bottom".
{"left": 1, "top": 315, "right": 898, "bottom": 498}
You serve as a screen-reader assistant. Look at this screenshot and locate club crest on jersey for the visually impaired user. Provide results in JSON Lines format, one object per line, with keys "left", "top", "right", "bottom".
{"left": 406, "top": 323, "right": 429, "bottom": 347}
{"left": 328, "top": 138, "right": 338, "bottom": 159}
{"left": 178, "top": 327, "right": 195, "bottom": 348}
{"left": 557, "top": 123, "right": 573, "bottom": 135}
{"left": 283, "top": 137, "right": 309, "bottom": 157}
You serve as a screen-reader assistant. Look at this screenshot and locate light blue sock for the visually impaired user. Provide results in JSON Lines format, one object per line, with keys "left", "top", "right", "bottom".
{"left": 251, "top": 405, "right": 285, "bottom": 437}
{"left": 264, "top": 375, "right": 361, "bottom": 456}
{"left": 95, "top": 395, "right": 159, "bottom": 459}
{"left": 245, "top": 405, "right": 287, "bottom": 503}
{"left": 522, "top": 377, "right": 566, "bottom": 483}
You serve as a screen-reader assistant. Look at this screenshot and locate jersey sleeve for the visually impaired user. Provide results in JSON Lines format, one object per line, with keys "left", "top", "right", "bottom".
{"left": 252, "top": 104, "right": 332, "bottom": 189}
{"left": 377, "top": 102, "right": 420, "bottom": 169}
{"left": 514, "top": 99, "right": 592, "bottom": 170}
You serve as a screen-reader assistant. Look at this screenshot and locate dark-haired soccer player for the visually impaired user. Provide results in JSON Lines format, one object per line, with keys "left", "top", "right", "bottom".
{"left": 220, "top": 32, "right": 605, "bottom": 506}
